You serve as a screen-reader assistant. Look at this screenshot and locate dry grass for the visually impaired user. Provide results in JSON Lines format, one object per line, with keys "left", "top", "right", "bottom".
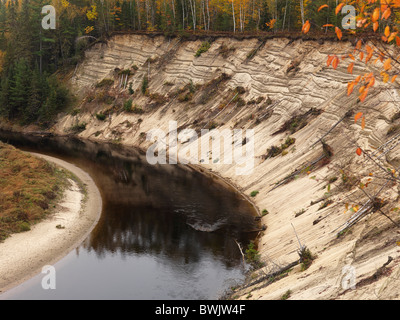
{"left": 0, "top": 142, "right": 70, "bottom": 241}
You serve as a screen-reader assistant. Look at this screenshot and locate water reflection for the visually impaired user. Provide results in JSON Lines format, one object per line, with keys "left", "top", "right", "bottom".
{"left": 0, "top": 131, "right": 258, "bottom": 299}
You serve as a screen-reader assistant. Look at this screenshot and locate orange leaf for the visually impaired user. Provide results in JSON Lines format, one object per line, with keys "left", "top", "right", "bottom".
{"left": 359, "top": 51, "right": 364, "bottom": 61}
{"left": 355, "top": 75, "right": 361, "bottom": 84}
{"left": 356, "top": 40, "right": 362, "bottom": 50}
{"left": 382, "top": 72, "right": 390, "bottom": 83}
{"left": 318, "top": 4, "right": 329, "bottom": 11}
{"left": 335, "top": 27, "right": 343, "bottom": 40}
{"left": 372, "top": 8, "right": 380, "bottom": 22}
{"left": 367, "top": 76, "right": 375, "bottom": 88}
{"left": 373, "top": 21, "right": 379, "bottom": 32}
{"left": 365, "top": 51, "right": 373, "bottom": 63}
{"left": 354, "top": 112, "right": 363, "bottom": 122}
{"left": 322, "top": 24, "right": 334, "bottom": 27}
{"left": 347, "top": 81, "right": 355, "bottom": 96}
{"left": 349, "top": 53, "right": 355, "bottom": 60}
{"left": 359, "top": 87, "right": 369, "bottom": 102}
{"left": 382, "top": 7, "right": 391, "bottom": 19}
{"left": 327, "top": 55, "right": 334, "bottom": 67}
{"left": 388, "top": 32, "right": 398, "bottom": 43}
{"left": 356, "top": 147, "right": 362, "bottom": 156}
{"left": 332, "top": 56, "right": 339, "bottom": 69}
{"left": 361, "top": 116, "right": 366, "bottom": 130}
{"left": 347, "top": 62, "right": 354, "bottom": 74}
{"left": 385, "top": 26, "right": 390, "bottom": 37}
{"left": 396, "top": 36, "right": 400, "bottom": 46}
{"left": 384, "top": 58, "right": 392, "bottom": 70}
{"left": 302, "top": 20, "right": 311, "bottom": 33}
{"left": 392, "top": 75, "right": 398, "bottom": 83}
{"left": 335, "top": 3, "right": 345, "bottom": 14}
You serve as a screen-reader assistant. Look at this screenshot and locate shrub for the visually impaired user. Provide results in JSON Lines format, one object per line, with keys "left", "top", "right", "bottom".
{"left": 19, "top": 221, "right": 31, "bottom": 232}
{"left": 387, "top": 125, "right": 400, "bottom": 136}
{"left": 245, "top": 241, "right": 263, "bottom": 269}
{"left": 195, "top": 41, "right": 211, "bottom": 57}
{"left": 219, "top": 43, "right": 235, "bottom": 58}
{"left": 142, "top": 75, "right": 149, "bottom": 94}
{"left": 95, "top": 78, "right": 114, "bottom": 88}
{"left": 131, "top": 105, "right": 144, "bottom": 114}
{"left": 298, "top": 247, "right": 315, "bottom": 271}
{"left": 149, "top": 93, "right": 167, "bottom": 106}
{"left": 280, "top": 290, "right": 292, "bottom": 300}
{"left": 95, "top": 113, "right": 106, "bottom": 121}
{"left": 118, "top": 69, "right": 132, "bottom": 76}
{"left": 250, "top": 190, "right": 259, "bottom": 197}
{"left": 69, "top": 122, "right": 87, "bottom": 133}
{"left": 294, "top": 208, "right": 306, "bottom": 217}
{"left": 128, "top": 83, "right": 134, "bottom": 95}
{"left": 123, "top": 99, "right": 133, "bottom": 112}
{"left": 265, "top": 137, "right": 296, "bottom": 158}
{"left": 246, "top": 48, "right": 257, "bottom": 60}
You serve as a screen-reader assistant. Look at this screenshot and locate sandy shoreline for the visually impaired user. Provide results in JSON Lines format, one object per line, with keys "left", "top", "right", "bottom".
{"left": 0, "top": 153, "right": 102, "bottom": 295}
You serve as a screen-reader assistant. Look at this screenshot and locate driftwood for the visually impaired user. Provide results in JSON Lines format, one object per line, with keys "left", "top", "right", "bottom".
{"left": 237, "top": 260, "right": 299, "bottom": 291}
{"left": 234, "top": 239, "right": 246, "bottom": 265}
{"left": 310, "top": 109, "right": 353, "bottom": 149}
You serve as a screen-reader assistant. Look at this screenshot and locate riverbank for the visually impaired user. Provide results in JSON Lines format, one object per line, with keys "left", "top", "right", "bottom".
{"left": 0, "top": 153, "right": 102, "bottom": 295}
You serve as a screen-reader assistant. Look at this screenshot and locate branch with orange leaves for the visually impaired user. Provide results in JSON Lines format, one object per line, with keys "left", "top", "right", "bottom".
{"left": 304, "top": 0, "right": 400, "bottom": 102}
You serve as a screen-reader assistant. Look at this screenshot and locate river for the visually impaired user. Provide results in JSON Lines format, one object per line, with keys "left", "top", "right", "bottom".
{"left": 0, "top": 131, "right": 259, "bottom": 300}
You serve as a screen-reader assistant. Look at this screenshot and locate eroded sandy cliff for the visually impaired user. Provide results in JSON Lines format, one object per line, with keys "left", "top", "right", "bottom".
{"left": 54, "top": 34, "right": 400, "bottom": 300}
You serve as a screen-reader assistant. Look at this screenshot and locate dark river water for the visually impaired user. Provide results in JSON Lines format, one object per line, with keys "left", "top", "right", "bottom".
{"left": 0, "top": 131, "right": 259, "bottom": 300}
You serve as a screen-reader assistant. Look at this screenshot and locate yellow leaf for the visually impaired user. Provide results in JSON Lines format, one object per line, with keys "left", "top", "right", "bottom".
{"left": 382, "top": 72, "right": 390, "bottom": 83}
{"left": 385, "top": 26, "right": 390, "bottom": 37}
